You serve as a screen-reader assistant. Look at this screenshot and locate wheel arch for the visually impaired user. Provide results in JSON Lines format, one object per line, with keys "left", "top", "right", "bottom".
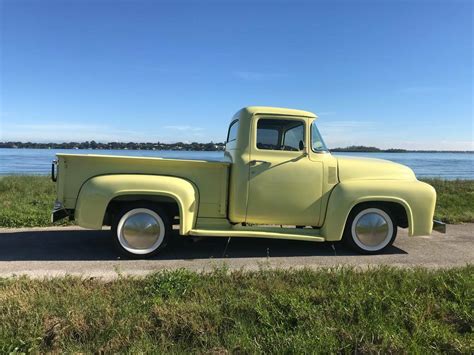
{"left": 104, "top": 194, "right": 180, "bottom": 227}
{"left": 346, "top": 199, "right": 411, "bottom": 229}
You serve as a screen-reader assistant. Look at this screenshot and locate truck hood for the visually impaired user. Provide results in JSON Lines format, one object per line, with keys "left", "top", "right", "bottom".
{"left": 336, "top": 155, "right": 416, "bottom": 181}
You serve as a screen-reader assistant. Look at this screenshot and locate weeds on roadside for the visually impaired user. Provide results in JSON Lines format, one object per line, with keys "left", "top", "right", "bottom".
{"left": 1, "top": 266, "right": 473, "bottom": 353}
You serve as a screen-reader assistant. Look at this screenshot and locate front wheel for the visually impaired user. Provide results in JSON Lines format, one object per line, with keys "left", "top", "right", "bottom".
{"left": 111, "top": 204, "right": 171, "bottom": 259}
{"left": 343, "top": 205, "right": 397, "bottom": 254}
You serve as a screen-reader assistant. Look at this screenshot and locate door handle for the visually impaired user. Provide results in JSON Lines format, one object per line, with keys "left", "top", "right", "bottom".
{"left": 250, "top": 159, "right": 269, "bottom": 165}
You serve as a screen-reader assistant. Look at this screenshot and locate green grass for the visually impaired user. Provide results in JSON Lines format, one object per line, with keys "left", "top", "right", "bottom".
{"left": 0, "top": 176, "right": 70, "bottom": 228}
{"left": 0, "top": 176, "right": 473, "bottom": 227}
{"left": 1, "top": 266, "right": 472, "bottom": 353}
{"left": 423, "top": 178, "right": 474, "bottom": 224}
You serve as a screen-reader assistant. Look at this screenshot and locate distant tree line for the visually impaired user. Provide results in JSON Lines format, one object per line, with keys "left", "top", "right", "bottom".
{"left": 0, "top": 142, "right": 471, "bottom": 153}
{"left": 331, "top": 145, "right": 407, "bottom": 153}
{"left": 330, "top": 145, "right": 473, "bottom": 153}
{"left": 0, "top": 141, "right": 226, "bottom": 151}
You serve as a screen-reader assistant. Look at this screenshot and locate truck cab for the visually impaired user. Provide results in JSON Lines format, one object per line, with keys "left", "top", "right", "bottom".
{"left": 52, "top": 106, "right": 441, "bottom": 258}
{"left": 225, "top": 107, "right": 337, "bottom": 227}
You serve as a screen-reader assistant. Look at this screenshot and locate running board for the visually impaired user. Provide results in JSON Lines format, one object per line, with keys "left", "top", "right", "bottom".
{"left": 189, "top": 226, "right": 325, "bottom": 242}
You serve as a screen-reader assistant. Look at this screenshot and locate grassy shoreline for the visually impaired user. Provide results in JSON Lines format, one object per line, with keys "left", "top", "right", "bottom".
{"left": 1, "top": 178, "right": 472, "bottom": 352}
{"left": 0, "top": 176, "right": 472, "bottom": 228}
{"left": 423, "top": 178, "right": 474, "bottom": 224}
{"left": 1, "top": 266, "right": 472, "bottom": 352}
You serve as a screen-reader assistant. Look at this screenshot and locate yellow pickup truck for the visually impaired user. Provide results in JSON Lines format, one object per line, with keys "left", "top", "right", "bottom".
{"left": 51, "top": 106, "right": 445, "bottom": 258}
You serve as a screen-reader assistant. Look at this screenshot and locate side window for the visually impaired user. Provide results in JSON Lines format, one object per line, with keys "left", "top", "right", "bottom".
{"left": 256, "top": 126, "right": 279, "bottom": 150}
{"left": 256, "top": 119, "right": 305, "bottom": 151}
{"left": 226, "top": 120, "right": 239, "bottom": 143}
{"left": 282, "top": 124, "right": 304, "bottom": 151}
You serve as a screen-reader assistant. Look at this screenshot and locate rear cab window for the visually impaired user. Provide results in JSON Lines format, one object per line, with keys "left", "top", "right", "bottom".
{"left": 227, "top": 119, "right": 239, "bottom": 143}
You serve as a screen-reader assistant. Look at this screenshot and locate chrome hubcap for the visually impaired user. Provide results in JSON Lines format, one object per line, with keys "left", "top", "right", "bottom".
{"left": 355, "top": 213, "right": 388, "bottom": 246}
{"left": 351, "top": 208, "right": 393, "bottom": 251}
{"left": 117, "top": 208, "right": 165, "bottom": 254}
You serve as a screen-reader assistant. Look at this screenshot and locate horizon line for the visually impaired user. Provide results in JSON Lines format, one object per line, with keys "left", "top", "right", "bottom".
{"left": 0, "top": 141, "right": 472, "bottom": 153}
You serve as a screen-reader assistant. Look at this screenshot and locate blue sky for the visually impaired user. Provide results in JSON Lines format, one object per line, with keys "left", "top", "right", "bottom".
{"left": 1, "top": 0, "right": 472, "bottom": 150}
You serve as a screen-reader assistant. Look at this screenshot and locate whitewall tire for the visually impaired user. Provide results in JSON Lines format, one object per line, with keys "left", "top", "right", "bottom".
{"left": 343, "top": 205, "right": 397, "bottom": 254}
{"left": 112, "top": 205, "right": 170, "bottom": 258}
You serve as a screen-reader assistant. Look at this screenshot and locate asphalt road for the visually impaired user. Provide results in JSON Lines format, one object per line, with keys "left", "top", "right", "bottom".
{"left": 0, "top": 224, "right": 472, "bottom": 279}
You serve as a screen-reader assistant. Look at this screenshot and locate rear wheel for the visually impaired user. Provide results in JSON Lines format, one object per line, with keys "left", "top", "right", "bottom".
{"left": 111, "top": 204, "right": 171, "bottom": 259}
{"left": 343, "top": 205, "right": 397, "bottom": 254}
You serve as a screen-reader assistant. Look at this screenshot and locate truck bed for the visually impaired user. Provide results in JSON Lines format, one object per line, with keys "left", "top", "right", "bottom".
{"left": 55, "top": 154, "right": 230, "bottom": 218}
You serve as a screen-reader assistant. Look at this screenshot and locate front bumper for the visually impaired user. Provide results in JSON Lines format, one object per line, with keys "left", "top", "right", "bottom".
{"left": 433, "top": 220, "right": 447, "bottom": 234}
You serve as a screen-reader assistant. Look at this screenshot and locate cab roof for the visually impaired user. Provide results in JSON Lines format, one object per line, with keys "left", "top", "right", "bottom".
{"left": 240, "top": 106, "right": 317, "bottom": 119}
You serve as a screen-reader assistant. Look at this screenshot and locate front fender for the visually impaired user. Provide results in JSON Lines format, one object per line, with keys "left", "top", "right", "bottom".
{"left": 75, "top": 174, "right": 199, "bottom": 234}
{"left": 321, "top": 180, "right": 436, "bottom": 241}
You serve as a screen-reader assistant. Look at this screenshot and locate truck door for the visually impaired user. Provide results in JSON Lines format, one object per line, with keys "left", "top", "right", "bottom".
{"left": 245, "top": 116, "right": 324, "bottom": 226}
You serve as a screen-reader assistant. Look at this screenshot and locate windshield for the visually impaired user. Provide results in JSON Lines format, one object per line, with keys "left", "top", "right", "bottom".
{"left": 311, "top": 122, "right": 328, "bottom": 152}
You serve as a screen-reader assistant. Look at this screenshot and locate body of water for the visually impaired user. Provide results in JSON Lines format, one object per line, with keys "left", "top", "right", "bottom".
{"left": 0, "top": 148, "right": 472, "bottom": 180}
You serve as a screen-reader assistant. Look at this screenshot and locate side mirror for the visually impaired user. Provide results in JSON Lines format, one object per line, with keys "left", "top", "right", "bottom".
{"left": 298, "top": 140, "right": 305, "bottom": 151}
{"left": 299, "top": 140, "right": 308, "bottom": 156}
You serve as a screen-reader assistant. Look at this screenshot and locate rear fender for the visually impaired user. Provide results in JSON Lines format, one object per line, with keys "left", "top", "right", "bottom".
{"left": 75, "top": 174, "right": 199, "bottom": 234}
